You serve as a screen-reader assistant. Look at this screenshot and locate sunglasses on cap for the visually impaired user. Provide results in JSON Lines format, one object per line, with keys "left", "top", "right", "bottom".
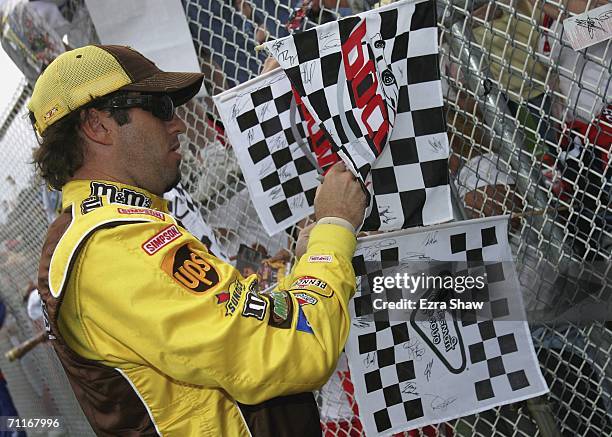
{"left": 97, "top": 94, "right": 175, "bottom": 121}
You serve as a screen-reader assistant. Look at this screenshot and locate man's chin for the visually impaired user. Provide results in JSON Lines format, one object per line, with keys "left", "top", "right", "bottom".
{"left": 164, "top": 173, "right": 182, "bottom": 194}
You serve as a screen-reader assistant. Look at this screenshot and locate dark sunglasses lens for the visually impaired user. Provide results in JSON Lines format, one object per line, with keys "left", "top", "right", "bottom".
{"left": 153, "top": 95, "right": 174, "bottom": 121}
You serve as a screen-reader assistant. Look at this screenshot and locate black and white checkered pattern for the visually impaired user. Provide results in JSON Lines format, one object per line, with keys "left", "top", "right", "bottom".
{"left": 345, "top": 218, "right": 548, "bottom": 435}
{"left": 215, "top": 69, "right": 320, "bottom": 235}
{"left": 449, "top": 227, "right": 532, "bottom": 402}
{"left": 164, "top": 183, "right": 227, "bottom": 261}
{"left": 357, "top": 321, "right": 425, "bottom": 432}
{"left": 264, "top": 0, "right": 452, "bottom": 231}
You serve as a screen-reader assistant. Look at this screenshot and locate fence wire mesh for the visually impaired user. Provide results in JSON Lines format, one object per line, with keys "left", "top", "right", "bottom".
{"left": 0, "top": 0, "right": 609, "bottom": 435}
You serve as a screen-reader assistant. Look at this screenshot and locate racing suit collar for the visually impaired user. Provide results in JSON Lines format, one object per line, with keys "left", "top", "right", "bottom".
{"left": 61, "top": 179, "right": 169, "bottom": 214}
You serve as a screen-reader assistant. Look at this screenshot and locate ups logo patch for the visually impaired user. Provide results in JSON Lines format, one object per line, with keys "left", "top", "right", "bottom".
{"left": 162, "top": 243, "right": 220, "bottom": 293}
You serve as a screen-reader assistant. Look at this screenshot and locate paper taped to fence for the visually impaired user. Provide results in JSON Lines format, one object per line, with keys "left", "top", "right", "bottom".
{"left": 346, "top": 216, "right": 548, "bottom": 436}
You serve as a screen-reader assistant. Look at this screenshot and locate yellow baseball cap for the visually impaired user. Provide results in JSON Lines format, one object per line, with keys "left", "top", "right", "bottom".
{"left": 28, "top": 45, "right": 204, "bottom": 135}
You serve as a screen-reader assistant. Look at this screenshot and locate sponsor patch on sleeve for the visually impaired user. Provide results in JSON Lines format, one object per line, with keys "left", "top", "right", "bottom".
{"left": 296, "top": 307, "right": 314, "bottom": 334}
{"left": 238, "top": 279, "right": 267, "bottom": 320}
{"left": 307, "top": 255, "right": 333, "bottom": 263}
{"left": 222, "top": 280, "right": 245, "bottom": 316}
{"left": 293, "top": 292, "right": 318, "bottom": 306}
{"left": 162, "top": 243, "right": 220, "bottom": 293}
{"left": 267, "top": 291, "right": 294, "bottom": 329}
{"left": 142, "top": 224, "right": 182, "bottom": 255}
{"left": 118, "top": 207, "right": 165, "bottom": 220}
{"left": 290, "top": 276, "right": 333, "bottom": 298}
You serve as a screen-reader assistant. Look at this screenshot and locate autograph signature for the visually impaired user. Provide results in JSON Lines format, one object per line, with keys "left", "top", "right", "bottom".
{"left": 277, "top": 50, "right": 297, "bottom": 66}
{"left": 269, "top": 186, "right": 283, "bottom": 200}
{"left": 423, "top": 231, "right": 438, "bottom": 247}
{"left": 289, "top": 196, "right": 306, "bottom": 209}
{"left": 424, "top": 359, "right": 434, "bottom": 382}
{"left": 301, "top": 62, "right": 316, "bottom": 85}
{"left": 380, "top": 206, "right": 397, "bottom": 224}
{"left": 363, "top": 352, "right": 376, "bottom": 369}
{"left": 575, "top": 11, "right": 612, "bottom": 39}
{"left": 247, "top": 129, "right": 255, "bottom": 145}
{"left": 258, "top": 162, "right": 274, "bottom": 178}
{"left": 403, "top": 339, "right": 426, "bottom": 361}
{"left": 427, "top": 394, "right": 457, "bottom": 411}
{"left": 352, "top": 316, "right": 373, "bottom": 328}
{"left": 278, "top": 166, "right": 292, "bottom": 180}
{"left": 231, "top": 97, "right": 247, "bottom": 120}
{"left": 401, "top": 382, "right": 419, "bottom": 396}
{"left": 319, "top": 32, "right": 341, "bottom": 50}
{"left": 258, "top": 102, "right": 270, "bottom": 120}
{"left": 429, "top": 138, "right": 444, "bottom": 153}
{"left": 272, "top": 40, "right": 284, "bottom": 53}
{"left": 358, "top": 239, "right": 398, "bottom": 260}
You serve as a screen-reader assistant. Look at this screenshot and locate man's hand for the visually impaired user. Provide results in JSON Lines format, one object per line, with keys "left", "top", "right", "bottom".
{"left": 314, "top": 162, "right": 367, "bottom": 229}
{"left": 261, "top": 56, "right": 280, "bottom": 74}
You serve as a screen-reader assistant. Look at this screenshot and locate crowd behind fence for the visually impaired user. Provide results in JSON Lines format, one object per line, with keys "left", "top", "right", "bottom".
{"left": 0, "top": 0, "right": 609, "bottom": 435}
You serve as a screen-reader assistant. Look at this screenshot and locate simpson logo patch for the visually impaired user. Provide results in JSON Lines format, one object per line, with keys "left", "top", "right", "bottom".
{"left": 118, "top": 207, "right": 165, "bottom": 220}
{"left": 162, "top": 243, "right": 220, "bottom": 293}
{"left": 308, "top": 255, "right": 333, "bottom": 263}
{"left": 293, "top": 292, "right": 318, "bottom": 306}
{"left": 225, "top": 280, "right": 245, "bottom": 316}
{"left": 142, "top": 225, "right": 182, "bottom": 255}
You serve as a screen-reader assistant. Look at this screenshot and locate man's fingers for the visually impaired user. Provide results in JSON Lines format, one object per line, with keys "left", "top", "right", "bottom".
{"left": 314, "top": 183, "right": 327, "bottom": 205}
{"left": 328, "top": 161, "right": 347, "bottom": 174}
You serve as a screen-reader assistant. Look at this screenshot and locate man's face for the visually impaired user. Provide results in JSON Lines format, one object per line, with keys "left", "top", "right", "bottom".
{"left": 113, "top": 105, "right": 187, "bottom": 195}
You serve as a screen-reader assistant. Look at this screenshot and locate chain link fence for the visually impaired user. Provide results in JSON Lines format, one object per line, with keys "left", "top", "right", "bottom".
{"left": 0, "top": 0, "right": 609, "bottom": 435}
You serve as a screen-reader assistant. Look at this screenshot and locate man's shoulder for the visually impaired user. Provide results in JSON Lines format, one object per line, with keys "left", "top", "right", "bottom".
{"left": 61, "top": 203, "right": 182, "bottom": 255}
{"left": 75, "top": 203, "right": 199, "bottom": 257}
{"left": 46, "top": 203, "right": 192, "bottom": 297}
{"left": 77, "top": 210, "right": 229, "bottom": 298}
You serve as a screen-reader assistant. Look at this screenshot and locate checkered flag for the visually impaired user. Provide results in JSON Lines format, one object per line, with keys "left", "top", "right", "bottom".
{"left": 263, "top": 0, "right": 452, "bottom": 231}
{"left": 214, "top": 69, "right": 323, "bottom": 235}
{"left": 345, "top": 217, "right": 548, "bottom": 436}
{"left": 164, "top": 183, "right": 227, "bottom": 261}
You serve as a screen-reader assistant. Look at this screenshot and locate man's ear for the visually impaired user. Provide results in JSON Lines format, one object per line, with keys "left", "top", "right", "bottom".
{"left": 80, "top": 108, "right": 114, "bottom": 145}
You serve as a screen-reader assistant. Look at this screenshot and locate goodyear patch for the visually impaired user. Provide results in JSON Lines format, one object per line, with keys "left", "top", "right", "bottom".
{"left": 267, "top": 291, "right": 293, "bottom": 329}
{"left": 293, "top": 292, "right": 318, "bottom": 306}
{"left": 142, "top": 224, "right": 182, "bottom": 255}
{"left": 308, "top": 255, "right": 333, "bottom": 263}
{"left": 291, "top": 276, "right": 333, "bottom": 298}
{"left": 162, "top": 243, "right": 220, "bottom": 293}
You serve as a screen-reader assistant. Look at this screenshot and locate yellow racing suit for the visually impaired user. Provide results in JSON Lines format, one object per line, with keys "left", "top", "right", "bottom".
{"left": 37, "top": 179, "right": 357, "bottom": 436}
